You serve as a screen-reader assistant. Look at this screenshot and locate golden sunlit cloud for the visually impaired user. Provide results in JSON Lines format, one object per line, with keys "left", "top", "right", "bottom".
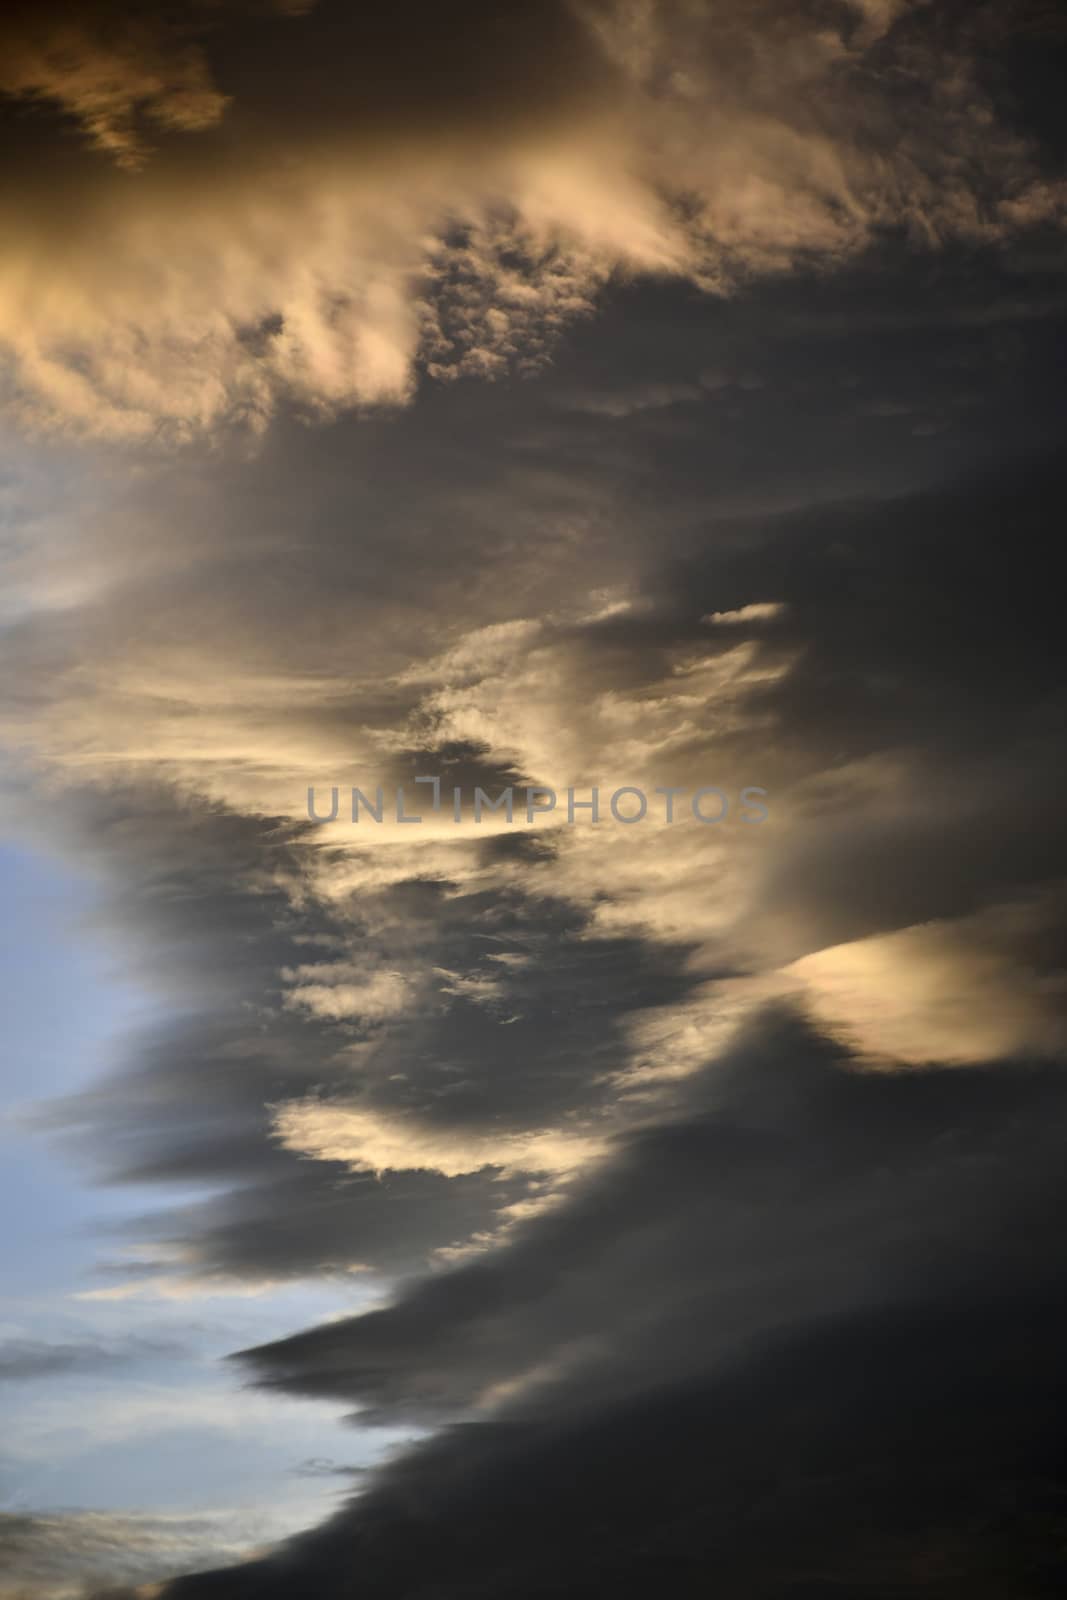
{"left": 0, "top": 0, "right": 1061, "bottom": 439}
{"left": 273, "top": 1099, "right": 611, "bottom": 1181}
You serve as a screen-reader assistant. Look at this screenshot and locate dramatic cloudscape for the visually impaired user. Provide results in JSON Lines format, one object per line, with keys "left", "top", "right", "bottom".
{"left": 1, "top": 1, "right": 1066, "bottom": 1595}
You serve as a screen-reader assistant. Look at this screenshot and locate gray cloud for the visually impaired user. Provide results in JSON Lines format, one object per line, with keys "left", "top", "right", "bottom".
{"left": 232, "top": 1006, "right": 1067, "bottom": 1422}
{"left": 2, "top": 7, "right": 1067, "bottom": 1595}
{"left": 95, "top": 1008, "right": 1067, "bottom": 1598}
{"left": 0, "top": 1506, "right": 282, "bottom": 1600}
{"left": 0, "top": 1334, "right": 187, "bottom": 1382}
{"left": 9, "top": 362, "right": 1067, "bottom": 1294}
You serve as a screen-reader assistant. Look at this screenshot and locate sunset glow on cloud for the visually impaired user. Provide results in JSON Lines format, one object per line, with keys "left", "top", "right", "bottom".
{"left": 3, "top": 3, "right": 1067, "bottom": 1595}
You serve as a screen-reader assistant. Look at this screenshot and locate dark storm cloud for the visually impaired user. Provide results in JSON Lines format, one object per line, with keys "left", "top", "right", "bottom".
{"left": 108, "top": 1007, "right": 1067, "bottom": 1597}
{"left": 232, "top": 1008, "right": 1067, "bottom": 1422}
{"left": 153, "top": 1297, "right": 1067, "bottom": 1599}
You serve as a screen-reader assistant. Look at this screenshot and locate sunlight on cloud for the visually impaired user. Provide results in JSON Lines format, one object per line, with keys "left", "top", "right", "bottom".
{"left": 788, "top": 893, "right": 1067, "bottom": 1067}
{"left": 273, "top": 1100, "right": 611, "bottom": 1181}
{"left": 0, "top": 0, "right": 1061, "bottom": 438}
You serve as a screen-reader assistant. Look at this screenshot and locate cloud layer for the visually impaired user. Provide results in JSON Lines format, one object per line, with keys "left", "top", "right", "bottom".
{"left": 3, "top": 3, "right": 1067, "bottom": 1596}
{"left": 1, "top": 0, "right": 1064, "bottom": 437}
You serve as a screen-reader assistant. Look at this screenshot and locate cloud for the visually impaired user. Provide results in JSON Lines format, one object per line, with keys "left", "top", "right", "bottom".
{"left": 787, "top": 887, "right": 1067, "bottom": 1066}
{"left": 17, "top": 778, "right": 695, "bottom": 1287}
{"left": 0, "top": 0, "right": 1063, "bottom": 437}
{"left": 157, "top": 1292, "right": 1067, "bottom": 1598}
{"left": 558, "top": 381, "right": 703, "bottom": 417}
{"left": 2, "top": 16, "right": 1067, "bottom": 1588}
{"left": 90, "top": 1007, "right": 1067, "bottom": 1596}
{"left": 280, "top": 966, "right": 412, "bottom": 1025}
{"left": 702, "top": 601, "right": 786, "bottom": 626}
{"left": 229, "top": 1007, "right": 1067, "bottom": 1419}
{"left": 0, "top": 2, "right": 231, "bottom": 170}
{"left": 0, "top": 1507, "right": 276, "bottom": 1600}
{"left": 273, "top": 1100, "right": 610, "bottom": 1181}
{"left": 7, "top": 438, "right": 1067, "bottom": 1299}
{"left": 0, "top": 1335, "right": 186, "bottom": 1382}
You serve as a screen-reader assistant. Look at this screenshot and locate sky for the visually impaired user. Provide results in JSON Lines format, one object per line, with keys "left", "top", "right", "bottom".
{"left": 1, "top": 2, "right": 1066, "bottom": 1596}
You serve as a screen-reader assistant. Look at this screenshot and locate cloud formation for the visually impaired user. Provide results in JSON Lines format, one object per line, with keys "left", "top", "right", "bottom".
{"left": 0, "top": 1507, "right": 275, "bottom": 1599}
{"left": 0, "top": 1333, "right": 186, "bottom": 1382}
{"left": 0, "top": 1, "right": 230, "bottom": 170}
{"left": 3, "top": 3, "right": 1067, "bottom": 1596}
{"left": 98, "top": 1010, "right": 1067, "bottom": 1597}
{"left": 0, "top": 0, "right": 1064, "bottom": 437}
